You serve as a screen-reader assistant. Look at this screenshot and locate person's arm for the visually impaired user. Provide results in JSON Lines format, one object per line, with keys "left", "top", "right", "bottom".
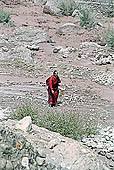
{"left": 49, "top": 76, "right": 54, "bottom": 93}
{"left": 57, "top": 76, "right": 61, "bottom": 84}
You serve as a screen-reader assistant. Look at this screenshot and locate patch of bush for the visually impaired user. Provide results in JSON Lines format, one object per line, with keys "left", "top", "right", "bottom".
{"left": 58, "top": 0, "right": 76, "bottom": 16}
{"left": 11, "top": 102, "right": 97, "bottom": 140}
{"left": 103, "top": 0, "right": 114, "bottom": 17}
{"left": 12, "top": 58, "right": 36, "bottom": 71}
{"left": 105, "top": 28, "right": 114, "bottom": 48}
{"left": 78, "top": 8, "right": 96, "bottom": 28}
{"left": 0, "top": 9, "right": 11, "bottom": 24}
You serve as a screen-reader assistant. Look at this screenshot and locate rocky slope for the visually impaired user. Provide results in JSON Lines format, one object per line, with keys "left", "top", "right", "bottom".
{"left": 0, "top": 117, "right": 110, "bottom": 170}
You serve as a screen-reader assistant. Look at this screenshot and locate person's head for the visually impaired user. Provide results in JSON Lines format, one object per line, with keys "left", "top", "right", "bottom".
{"left": 53, "top": 70, "right": 58, "bottom": 78}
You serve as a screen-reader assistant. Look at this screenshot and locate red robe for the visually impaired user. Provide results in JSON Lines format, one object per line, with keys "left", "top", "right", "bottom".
{"left": 48, "top": 75, "right": 61, "bottom": 105}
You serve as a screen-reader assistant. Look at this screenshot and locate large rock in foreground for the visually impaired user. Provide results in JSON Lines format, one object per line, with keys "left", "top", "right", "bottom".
{"left": 0, "top": 117, "right": 109, "bottom": 170}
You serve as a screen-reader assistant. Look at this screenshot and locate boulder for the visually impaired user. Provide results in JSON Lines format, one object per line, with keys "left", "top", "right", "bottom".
{"left": 43, "top": 1, "right": 61, "bottom": 16}
{"left": 0, "top": 26, "right": 52, "bottom": 62}
{"left": 2, "top": 118, "right": 109, "bottom": 170}
{"left": 15, "top": 116, "right": 32, "bottom": 132}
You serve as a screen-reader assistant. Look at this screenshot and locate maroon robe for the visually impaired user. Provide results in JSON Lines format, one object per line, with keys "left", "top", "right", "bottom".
{"left": 48, "top": 75, "right": 61, "bottom": 105}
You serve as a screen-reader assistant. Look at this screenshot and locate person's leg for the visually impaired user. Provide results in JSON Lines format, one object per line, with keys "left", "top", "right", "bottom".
{"left": 48, "top": 88, "right": 54, "bottom": 106}
{"left": 48, "top": 89, "right": 58, "bottom": 107}
{"left": 53, "top": 90, "right": 59, "bottom": 106}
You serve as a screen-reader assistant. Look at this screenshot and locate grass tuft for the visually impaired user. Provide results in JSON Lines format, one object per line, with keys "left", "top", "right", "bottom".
{"left": 105, "top": 27, "right": 114, "bottom": 48}
{"left": 11, "top": 102, "right": 97, "bottom": 140}
{"left": 78, "top": 7, "right": 96, "bottom": 28}
{"left": 12, "top": 58, "right": 36, "bottom": 71}
{"left": 0, "top": 9, "right": 11, "bottom": 24}
{"left": 58, "top": 0, "right": 76, "bottom": 16}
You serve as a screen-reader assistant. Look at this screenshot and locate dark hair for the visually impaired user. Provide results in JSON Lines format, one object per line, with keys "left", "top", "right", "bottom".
{"left": 53, "top": 70, "right": 58, "bottom": 75}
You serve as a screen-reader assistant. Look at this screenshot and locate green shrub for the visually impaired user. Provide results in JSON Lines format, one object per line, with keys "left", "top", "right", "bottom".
{"left": 12, "top": 58, "right": 36, "bottom": 71}
{"left": 105, "top": 28, "right": 114, "bottom": 48}
{"left": 103, "top": 0, "right": 114, "bottom": 17}
{"left": 0, "top": 9, "right": 11, "bottom": 23}
{"left": 78, "top": 8, "right": 96, "bottom": 28}
{"left": 58, "top": 0, "right": 76, "bottom": 16}
{"left": 105, "top": 7, "right": 114, "bottom": 18}
{"left": 11, "top": 103, "right": 38, "bottom": 120}
{"left": 11, "top": 102, "right": 97, "bottom": 140}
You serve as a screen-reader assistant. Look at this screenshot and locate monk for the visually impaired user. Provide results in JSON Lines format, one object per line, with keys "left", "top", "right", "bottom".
{"left": 47, "top": 70, "right": 61, "bottom": 107}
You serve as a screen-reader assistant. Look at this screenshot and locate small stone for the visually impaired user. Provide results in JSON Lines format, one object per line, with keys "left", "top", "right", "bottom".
{"left": 0, "top": 158, "right": 7, "bottom": 169}
{"left": 112, "top": 155, "right": 114, "bottom": 161}
{"left": 27, "top": 45, "right": 39, "bottom": 51}
{"left": 98, "top": 150, "right": 106, "bottom": 156}
{"left": 108, "top": 146, "right": 114, "bottom": 152}
{"left": 15, "top": 116, "right": 32, "bottom": 132}
{"left": 105, "top": 135, "right": 110, "bottom": 141}
{"left": 36, "top": 157, "right": 45, "bottom": 166}
{"left": 53, "top": 46, "right": 62, "bottom": 53}
{"left": 6, "top": 160, "right": 13, "bottom": 170}
{"left": 106, "top": 153, "right": 112, "bottom": 159}
{"left": 21, "top": 156, "right": 29, "bottom": 169}
{"left": 38, "top": 148, "right": 46, "bottom": 158}
{"left": 109, "top": 161, "right": 114, "bottom": 168}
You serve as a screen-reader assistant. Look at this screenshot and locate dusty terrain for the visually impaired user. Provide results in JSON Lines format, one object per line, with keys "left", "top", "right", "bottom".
{"left": 0, "top": 2, "right": 114, "bottom": 128}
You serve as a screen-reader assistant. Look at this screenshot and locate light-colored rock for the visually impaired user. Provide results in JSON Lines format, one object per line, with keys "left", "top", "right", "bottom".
{"left": 26, "top": 45, "right": 39, "bottom": 51}
{"left": 11, "top": 46, "right": 34, "bottom": 62}
{"left": 15, "top": 116, "right": 32, "bottom": 132}
{"left": 72, "top": 9, "right": 79, "bottom": 17}
{"left": 36, "top": 157, "right": 45, "bottom": 165}
{"left": 3, "top": 118, "right": 109, "bottom": 170}
{"left": 6, "top": 160, "right": 13, "bottom": 170}
{"left": 53, "top": 46, "right": 76, "bottom": 58}
{"left": 9, "top": 26, "right": 52, "bottom": 45}
{"left": 0, "top": 108, "right": 4, "bottom": 120}
{"left": 0, "top": 158, "right": 7, "bottom": 169}
{"left": 0, "top": 26, "right": 52, "bottom": 62}
{"left": 57, "top": 23, "right": 80, "bottom": 35}
{"left": 21, "top": 156, "right": 29, "bottom": 170}
{"left": 43, "top": 1, "right": 61, "bottom": 16}
{"left": 78, "top": 42, "right": 114, "bottom": 66}
{"left": 0, "top": 107, "right": 10, "bottom": 120}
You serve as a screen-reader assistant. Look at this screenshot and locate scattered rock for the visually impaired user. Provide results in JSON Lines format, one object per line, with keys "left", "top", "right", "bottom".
{"left": 0, "top": 158, "right": 7, "bottom": 169}
{"left": 15, "top": 116, "right": 32, "bottom": 132}
{"left": 72, "top": 9, "right": 79, "bottom": 17}
{"left": 81, "top": 126, "right": 114, "bottom": 169}
{"left": 53, "top": 46, "right": 76, "bottom": 58}
{"left": 78, "top": 42, "right": 114, "bottom": 65}
{"left": 21, "top": 156, "right": 29, "bottom": 169}
{"left": 56, "top": 23, "right": 80, "bottom": 35}
{"left": 43, "top": 1, "right": 61, "bottom": 16}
